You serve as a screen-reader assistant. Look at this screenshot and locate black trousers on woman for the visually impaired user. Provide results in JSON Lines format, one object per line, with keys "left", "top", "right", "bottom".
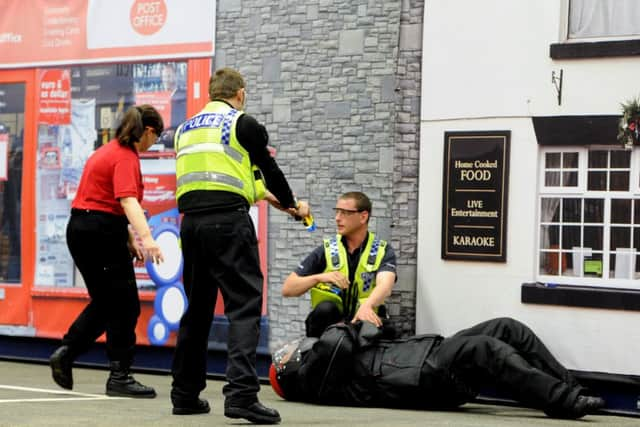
{"left": 63, "top": 210, "right": 140, "bottom": 364}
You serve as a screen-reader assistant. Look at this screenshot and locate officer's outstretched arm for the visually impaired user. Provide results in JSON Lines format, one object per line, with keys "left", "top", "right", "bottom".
{"left": 352, "top": 271, "right": 396, "bottom": 326}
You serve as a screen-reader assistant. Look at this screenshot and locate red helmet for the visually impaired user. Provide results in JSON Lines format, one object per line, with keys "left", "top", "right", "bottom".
{"left": 269, "top": 363, "right": 285, "bottom": 398}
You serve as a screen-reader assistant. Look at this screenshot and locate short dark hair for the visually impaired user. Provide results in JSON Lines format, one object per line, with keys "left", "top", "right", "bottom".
{"left": 116, "top": 104, "right": 164, "bottom": 149}
{"left": 339, "top": 191, "right": 372, "bottom": 214}
{"left": 209, "top": 67, "right": 245, "bottom": 101}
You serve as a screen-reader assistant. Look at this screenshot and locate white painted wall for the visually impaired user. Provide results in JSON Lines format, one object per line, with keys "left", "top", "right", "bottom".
{"left": 418, "top": 0, "right": 640, "bottom": 375}
{"left": 421, "top": 0, "right": 640, "bottom": 119}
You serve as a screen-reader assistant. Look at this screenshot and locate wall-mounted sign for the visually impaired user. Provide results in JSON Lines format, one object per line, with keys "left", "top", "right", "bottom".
{"left": 0, "top": 0, "right": 215, "bottom": 69}
{"left": 442, "top": 131, "right": 510, "bottom": 262}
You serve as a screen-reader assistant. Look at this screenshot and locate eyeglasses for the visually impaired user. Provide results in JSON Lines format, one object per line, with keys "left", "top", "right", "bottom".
{"left": 333, "top": 208, "right": 362, "bottom": 216}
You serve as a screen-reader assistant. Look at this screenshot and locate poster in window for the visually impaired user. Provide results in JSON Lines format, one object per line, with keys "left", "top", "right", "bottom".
{"left": 442, "top": 131, "right": 510, "bottom": 262}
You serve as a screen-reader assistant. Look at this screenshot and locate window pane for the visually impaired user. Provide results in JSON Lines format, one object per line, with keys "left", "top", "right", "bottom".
{"left": 563, "top": 152, "right": 579, "bottom": 168}
{"left": 584, "top": 199, "right": 604, "bottom": 223}
{"left": 636, "top": 200, "right": 640, "bottom": 225}
{"left": 610, "top": 150, "right": 631, "bottom": 168}
{"left": 562, "top": 198, "right": 581, "bottom": 222}
{"left": 588, "top": 150, "right": 607, "bottom": 168}
{"left": 569, "top": 0, "right": 640, "bottom": 39}
{"left": 541, "top": 198, "right": 560, "bottom": 222}
{"left": 561, "top": 251, "right": 574, "bottom": 276}
{"left": 541, "top": 252, "right": 562, "bottom": 275}
{"left": 540, "top": 225, "right": 559, "bottom": 249}
{"left": 611, "top": 199, "right": 632, "bottom": 224}
{"left": 33, "top": 61, "right": 187, "bottom": 288}
{"left": 584, "top": 226, "right": 603, "bottom": 250}
{"left": 610, "top": 226, "right": 632, "bottom": 250}
{"left": 545, "top": 171, "right": 560, "bottom": 186}
{"left": 562, "top": 171, "right": 578, "bottom": 187}
{"left": 587, "top": 171, "right": 606, "bottom": 191}
{"left": 562, "top": 225, "right": 581, "bottom": 249}
{"left": 609, "top": 171, "right": 629, "bottom": 191}
{"left": 0, "top": 83, "right": 24, "bottom": 283}
{"left": 546, "top": 152, "right": 560, "bottom": 168}
{"left": 610, "top": 250, "right": 636, "bottom": 280}
{"left": 636, "top": 228, "right": 640, "bottom": 252}
{"left": 562, "top": 251, "right": 584, "bottom": 277}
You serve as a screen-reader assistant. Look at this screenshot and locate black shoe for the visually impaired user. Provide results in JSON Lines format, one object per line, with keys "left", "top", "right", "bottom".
{"left": 225, "top": 401, "right": 281, "bottom": 424}
{"left": 572, "top": 396, "right": 605, "bottom": 418}
{"left": 545, "top": 395, "right": 605, "bottom": 419}
{"left": 106, "top": 361, "right": 156, "bottom": 398}
{"left": 49, "top": 346, "right": 73, "bottom": 390}
{"left": 172, "top": 398, "right": 211, "bottom": 415}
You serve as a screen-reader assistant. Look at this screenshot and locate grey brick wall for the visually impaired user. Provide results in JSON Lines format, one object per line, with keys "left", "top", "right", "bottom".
{"left": 215, "top": 0, "right": 423, "bottom": 349}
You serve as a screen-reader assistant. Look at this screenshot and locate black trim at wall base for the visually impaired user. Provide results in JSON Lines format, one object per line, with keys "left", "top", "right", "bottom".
{"left": 522, "top": 282, "right": 640, "bottom": 311}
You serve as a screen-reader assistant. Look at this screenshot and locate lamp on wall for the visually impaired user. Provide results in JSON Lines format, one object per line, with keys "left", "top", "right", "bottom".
{"left": 551, "top": 69, "right": 563, "bottom": 106}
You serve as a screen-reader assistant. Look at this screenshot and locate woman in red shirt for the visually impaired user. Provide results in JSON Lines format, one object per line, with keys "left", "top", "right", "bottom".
{"left": 49, "top": 104, "right": 165, "bottom": 398}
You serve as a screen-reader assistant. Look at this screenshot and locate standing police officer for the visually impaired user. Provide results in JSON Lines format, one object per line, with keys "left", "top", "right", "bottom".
{"left": 171, "top": 67, "right": 309, "bottom": 424}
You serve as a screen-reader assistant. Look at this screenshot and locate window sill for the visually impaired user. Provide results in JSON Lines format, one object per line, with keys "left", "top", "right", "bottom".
{"left": 521, "top": 282, "right": 640, "bottom": 311}
{"left": 550, "top": 39, "right": 640, "bottom": 59}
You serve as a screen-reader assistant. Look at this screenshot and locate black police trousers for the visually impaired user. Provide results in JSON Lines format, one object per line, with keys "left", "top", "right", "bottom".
{"left": 63, "top": 210, "right": 140, "bottom": 364}
{"left": 171, "top": 208, "right": 263, "bottom": 407}
{"left": 422, "top": 317, "right": 582, "bottom": 411}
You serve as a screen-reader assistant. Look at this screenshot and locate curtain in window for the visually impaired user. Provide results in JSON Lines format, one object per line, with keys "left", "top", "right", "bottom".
{"left": 569, "top": 0, "right": 640, "bottom": 39}
{"left": 540, "top": 198, "right": 561, "bottom": 251}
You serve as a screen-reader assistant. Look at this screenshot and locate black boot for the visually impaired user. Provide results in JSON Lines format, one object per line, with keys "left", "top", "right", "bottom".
{"left": 225, "top": 401, "right": 281, "bottom": 424}
{"left": 50, "top": 345, "right": 74, "bottom": 390}
{"left": 545, "top": 395, "right": 606, "bottom": 419}
{"left": 171, "top": 387, "right": 211, "bottom": 415}
{"left": 106, "top": 361, "right": 156, "bottom": 398}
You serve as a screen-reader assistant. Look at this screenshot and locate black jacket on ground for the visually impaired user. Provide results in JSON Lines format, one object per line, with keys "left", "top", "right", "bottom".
{"left": 281, "top": 321, "right": 443, "bottom": 407}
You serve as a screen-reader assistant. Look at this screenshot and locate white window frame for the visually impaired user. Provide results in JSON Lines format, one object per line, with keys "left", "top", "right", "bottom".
{"left": 633, "top": 145, "right": 640, "bottom": 194}
{"left": 537, "top": 146, "right": 640, "bottom": 289}
{"left": 538, "top": 147, "right": 587, "bottom": 194}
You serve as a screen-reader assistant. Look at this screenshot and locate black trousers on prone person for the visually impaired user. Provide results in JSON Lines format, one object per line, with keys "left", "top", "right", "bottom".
{"left": 422, "top": 318, "right": 583, "bottom": 411}
{"left": 171, "top": 208, "right": 263, "bottom": 407}
{"left": 63, "top": 210, "right": 140, "bottom": 364}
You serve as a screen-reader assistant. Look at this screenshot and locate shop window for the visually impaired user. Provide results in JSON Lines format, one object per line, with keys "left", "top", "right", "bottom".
{"left": 538, "top": 148, "right": 640, "bottom": 287}
{"left": 0, "top": 83, "right": 25, "bottom": 284}
{"left": 34, "top": 62, "right": 187, "bottom": 288}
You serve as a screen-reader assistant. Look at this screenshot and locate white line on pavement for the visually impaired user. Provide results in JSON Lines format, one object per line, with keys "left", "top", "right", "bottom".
{"left": 0, "top": 384, "right": 124, "bottom": 399}
{"left": 0, "top": 396, "right": 126, "bottom": 403}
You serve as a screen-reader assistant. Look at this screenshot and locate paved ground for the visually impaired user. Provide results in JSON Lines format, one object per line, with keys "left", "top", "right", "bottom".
{"left": 0, "top": 360, "right": 636, "bottom": 426}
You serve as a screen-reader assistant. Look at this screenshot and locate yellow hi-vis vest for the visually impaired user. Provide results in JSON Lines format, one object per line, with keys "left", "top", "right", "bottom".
{"left": 174, "top": 101, "right": 265, "bottom": 204}
{"left": 310, "top": 232, "right": 387, "bottom": 314}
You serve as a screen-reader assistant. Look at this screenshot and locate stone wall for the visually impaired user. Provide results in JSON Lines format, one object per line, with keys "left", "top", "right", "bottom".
{"left": 215, "top": 0, "right": 423, "bottom": 348}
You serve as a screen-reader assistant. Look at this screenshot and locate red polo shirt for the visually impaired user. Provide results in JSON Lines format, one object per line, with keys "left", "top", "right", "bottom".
{"left": 72, "top": 139, "right": 143, "bottom": 216}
